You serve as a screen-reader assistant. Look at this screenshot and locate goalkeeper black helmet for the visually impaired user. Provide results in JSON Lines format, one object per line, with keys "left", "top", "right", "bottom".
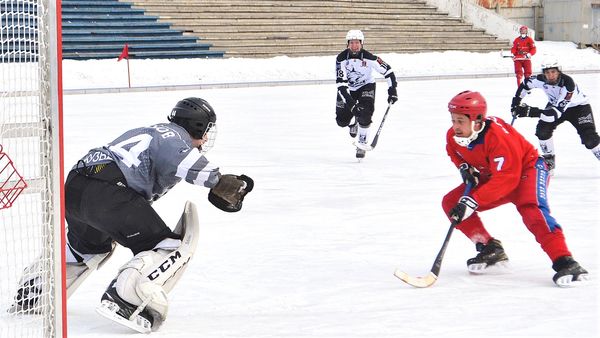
{"left": 168, "top": 97, "right": 216, "bottom": 139}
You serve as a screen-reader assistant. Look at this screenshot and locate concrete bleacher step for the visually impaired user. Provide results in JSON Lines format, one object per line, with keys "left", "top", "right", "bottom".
{"left": 62, "top": 21, "right": 172, "bottom": 28}
{"left": 62, "top": 7, "right": 146, "bottom": 14}
{"left": 58, "top": 0, "right": 224, "bottom": 59}
{"left": 62, "top": 42, "right": 212, "bottom": 52}
{"left": 63, "top": 28, "right": 186, "bottom": 36}
{"left": 130, "top": 0, "right": 510, "bottom": 58}
{"left": 61, "top": 1, "right": 133, "bottom": 8}
{"left": 62, "top": 14, "right": 160, "bottom": 21}
{"left": 63, "top": 49, "right": 224, "bottom": 60}
{"left": 62, "top": 35, "right": 200, "bottom": 44}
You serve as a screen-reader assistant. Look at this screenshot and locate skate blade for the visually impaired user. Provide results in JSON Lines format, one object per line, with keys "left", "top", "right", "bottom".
{"left": 468, "top": 260, "right": 510, "bottom": 274}
{"left": 554, "top": 273, "right": 590, "bottom": 288}
{"left": 96, "top": 300, "right": 152, "bottom": 333}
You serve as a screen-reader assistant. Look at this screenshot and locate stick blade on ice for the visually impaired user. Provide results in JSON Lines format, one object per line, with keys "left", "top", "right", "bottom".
{"left": 394, "top": 269, "right": 438, "bottom": 288}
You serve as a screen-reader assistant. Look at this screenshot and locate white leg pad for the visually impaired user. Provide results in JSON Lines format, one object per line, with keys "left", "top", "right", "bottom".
{"left": 111, "top": 201, "right": 199, "bottom": 329}
{"left": 67, "top": 243, "right": 115, "bottom": 298}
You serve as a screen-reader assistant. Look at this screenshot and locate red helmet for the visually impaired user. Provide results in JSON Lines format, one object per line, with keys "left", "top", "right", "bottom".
{"left": 519, "top": 25, "right": 528, "bottom": 34}
{"left": 448, "top": 90, "right": 487, "bottom": 121}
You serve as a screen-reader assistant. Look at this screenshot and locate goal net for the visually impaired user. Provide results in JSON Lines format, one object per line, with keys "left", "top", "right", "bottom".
{"left": 1, "top": 0, "right": 65, "bottom": 337}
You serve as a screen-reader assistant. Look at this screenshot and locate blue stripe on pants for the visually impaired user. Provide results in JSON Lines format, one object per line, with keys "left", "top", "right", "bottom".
{"left": 535, "top": 158, "right": 560, "bottom": 231}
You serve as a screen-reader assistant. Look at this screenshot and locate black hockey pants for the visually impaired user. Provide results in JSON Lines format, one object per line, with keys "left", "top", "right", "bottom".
{"left": 65, "top": 162, "right": 180, "bottom": 256}
{"left": 336, "top": 82, "right": 376, "bottom": 127}
{"left": 536, "top": 104, "right": 600, "bottom": 149}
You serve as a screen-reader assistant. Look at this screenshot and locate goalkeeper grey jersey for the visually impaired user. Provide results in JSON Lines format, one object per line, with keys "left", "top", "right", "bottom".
{"left": 75, "top": 122, "right": 220, "bottom": 202}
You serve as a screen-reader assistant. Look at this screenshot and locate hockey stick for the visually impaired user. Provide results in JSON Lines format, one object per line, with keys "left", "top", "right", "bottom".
{"left": 369, "top": 102, "right": 392, "bottom": 149}
{"left": 394, "top": 183, "right": 473, "bottom": 288}
{"left": 353, "top": 102, "right": 393, "bottom": 151}
{"left": 500, "top": 50, "right": 528, "bottom": 61}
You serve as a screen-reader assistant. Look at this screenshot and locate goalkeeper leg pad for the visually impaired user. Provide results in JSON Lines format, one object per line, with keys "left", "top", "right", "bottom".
{"left": 96, "top": 201, "right": 199, "bottom": 332}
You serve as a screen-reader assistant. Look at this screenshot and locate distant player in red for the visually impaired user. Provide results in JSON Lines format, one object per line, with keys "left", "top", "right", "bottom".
{"left": 511, "top": 26, "right": 536, "bottom": 86}
{"left": 442, "top": 90, "right": 587, "bottom": 287}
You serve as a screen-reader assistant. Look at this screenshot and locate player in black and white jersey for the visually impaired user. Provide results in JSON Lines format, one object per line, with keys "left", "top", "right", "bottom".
{"left": 335, "top": 29, "right": 398, "bottom": 158}
{"left": 12, "top": 97, "right": 254, "bottom": 333}
{"left": 511, "top": 59, "right": 600, "bottom": 170}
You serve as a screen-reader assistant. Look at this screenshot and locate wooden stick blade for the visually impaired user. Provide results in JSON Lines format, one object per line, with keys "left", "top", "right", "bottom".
{"left": 394, "top": 269, "right": 438, "bottom": 288}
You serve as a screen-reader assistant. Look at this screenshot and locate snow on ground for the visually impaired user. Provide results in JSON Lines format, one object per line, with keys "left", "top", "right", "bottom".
{"left": 62, "top": 41, "right": 600, "bottom": 89}
{"left": 59, "top": 40, "right": 600, "bottom": 338}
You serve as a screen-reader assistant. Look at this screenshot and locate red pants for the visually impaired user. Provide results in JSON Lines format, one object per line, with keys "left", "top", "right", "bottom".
{"left": 442, "top": 159, "right": 571, "bottom": 261}
{"left": 514, "top": 59, "right": 532, "bottom": 86}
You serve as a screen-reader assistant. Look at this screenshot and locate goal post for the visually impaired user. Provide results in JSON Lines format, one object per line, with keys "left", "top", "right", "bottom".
{"left": 0, "top": 0, "right": 66, "bottom": 337}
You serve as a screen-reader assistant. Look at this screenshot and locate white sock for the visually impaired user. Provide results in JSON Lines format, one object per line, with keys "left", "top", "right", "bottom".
{"left": 539, "top": 138, "right": 555, "bottom": 156}
{"left": 591, "top": 143, "right": 600, "bottom": 160}
{"left": 358, "top": 125, "right": 370, "bottom": 144}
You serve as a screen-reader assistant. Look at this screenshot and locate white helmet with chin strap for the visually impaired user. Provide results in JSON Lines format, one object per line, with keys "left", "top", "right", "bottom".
{"left": 346, "top": 30, "right": 364, "bottom": 43}
{"left": 541, "top": 58, "right": 561, "bottom": 72}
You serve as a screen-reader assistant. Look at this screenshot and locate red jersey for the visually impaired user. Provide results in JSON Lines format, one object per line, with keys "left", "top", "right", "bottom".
{"left": 511, "top": 36, "right": 536, "bottom": 58}
{"left": 445, "top": 116, "right": 539, "bottom": 206}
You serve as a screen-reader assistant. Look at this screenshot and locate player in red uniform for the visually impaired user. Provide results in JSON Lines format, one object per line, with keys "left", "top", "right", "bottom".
{"left": 511, "top": 26, "right": 536, "bottom": 86}
{"left": 442, "top": 90, "right": 588, "bottom": 287}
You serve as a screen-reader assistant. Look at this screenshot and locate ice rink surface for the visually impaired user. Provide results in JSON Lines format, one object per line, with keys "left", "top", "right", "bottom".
{"left": 64, "top": 73, "right": 599, "bottom": 338}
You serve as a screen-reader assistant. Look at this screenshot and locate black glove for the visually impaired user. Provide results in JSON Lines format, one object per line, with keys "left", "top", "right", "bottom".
{"left": 449, "top": 196, "right": 478, "bottom": 223}
{"left": 512, "top": 104, "right": 541, "bottom": 118}
{"left": 459, "top": 163, "right": 480, "bottom": 188}
{"left": 556, "top": 99, "right": 569, "bottom": 112}
{"left": 339, "top": 86, "right": 356, "bottom": 110}
{"left": 208, "top": 174, "right": 254, "bottom": 212}
{"left": 510, "top": 96, "right": 522, "bottom": 112}
{"left": 387, "top": 87, "right": 398, "bottom": 104}
{"left": 351, "top": 103, "right": 364, "bottom": 117}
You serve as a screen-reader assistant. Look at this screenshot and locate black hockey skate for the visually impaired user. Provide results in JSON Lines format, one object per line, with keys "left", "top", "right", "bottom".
{"left": 9, "top": 278, "right": 42, "bottom": 314}
{"left": 349, "top": 121, "right": 358, "bottom": 138}
{"left": 467, "top": 238, "right": 509, "bottom": 273}
{"left": 96, "top": 279, "right": 154, "bottom": 333}
{"left": 552, "top": 256, "right": 589, "bottom": 287}
{"left": 356, "top": 147, "right": 366, "bottom": 159}
{"left": 543, "top": 154, "right": 555, "bottom": 171}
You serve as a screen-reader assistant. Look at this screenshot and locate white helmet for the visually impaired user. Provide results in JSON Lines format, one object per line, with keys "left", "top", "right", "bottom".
{"left": 346, "top": 30, "right": 364, "bottom": 43}
{"left": 541, "top": 58, "right": 561, "bottom": 72}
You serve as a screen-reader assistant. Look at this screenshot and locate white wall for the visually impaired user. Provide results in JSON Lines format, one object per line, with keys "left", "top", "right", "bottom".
{"left": 544, "top": 0, "right": 596, "bottom": 45}
{"left": 424, "top": 0, "right": 535, "bottom": 41}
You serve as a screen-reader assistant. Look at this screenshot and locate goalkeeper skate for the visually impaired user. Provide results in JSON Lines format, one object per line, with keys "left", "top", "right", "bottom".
{"left": 96, "top": 279, "right": 154, "bottom": 333}
{"left": 466, "top": 238, "right": 510, "bottom": 273}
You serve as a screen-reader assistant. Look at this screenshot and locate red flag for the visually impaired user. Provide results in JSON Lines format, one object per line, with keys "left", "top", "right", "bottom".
{"left": 118, "top": 44, "right": 129, "bottom": 61}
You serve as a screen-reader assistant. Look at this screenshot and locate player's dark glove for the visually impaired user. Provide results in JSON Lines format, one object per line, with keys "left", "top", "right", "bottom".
{"left": 459, "top": 163, "right": 480, "bottom": 188}
{"left": 339, "top": 86, "right": 356, "bottom": 111}
{"left": 449, "top": 196, "right": 478, "bottom": 223}
{"left": 512, "top": 104, "right": 541, "bottom": 118}
{"left": 387, "top": 87, "right": 398, "bottom": 104}
{"left": 510, "top": 96, "right": 522, "bottom": 112}
{"left": 208, "top": 174, "right": 254, "bottom": 212}
{"left": 556, "top": 100, "right": 569, "bottom": 112}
